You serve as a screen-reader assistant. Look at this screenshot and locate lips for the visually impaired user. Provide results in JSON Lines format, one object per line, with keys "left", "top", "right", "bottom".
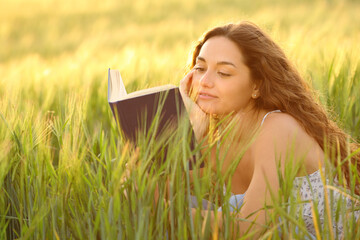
{"left": 198, "top": 91, "right": 217, "bottom": 99}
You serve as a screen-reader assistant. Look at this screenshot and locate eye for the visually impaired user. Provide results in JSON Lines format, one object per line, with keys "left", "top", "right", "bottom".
{"left": 218, "top": 72, "right": 231, "bottom": 77}
{"left": 194, "top": 66, "right": 206, "bottom": 73}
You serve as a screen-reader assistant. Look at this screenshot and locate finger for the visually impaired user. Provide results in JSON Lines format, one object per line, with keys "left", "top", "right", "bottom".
{"left": 180, "top": 70, "right": 194, "bottom": 92}
{"left": 185, "top": 70, "right": 194, "bottom": 90}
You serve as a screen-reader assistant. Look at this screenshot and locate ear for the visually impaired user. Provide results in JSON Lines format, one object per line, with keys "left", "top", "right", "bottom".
{"left": 251, "top": 84, "right": 260, "bottom": 99}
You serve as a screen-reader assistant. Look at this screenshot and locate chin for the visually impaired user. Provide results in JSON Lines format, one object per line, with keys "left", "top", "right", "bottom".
{"left": 198, "top": 104, "right": 221, "bottom": 115}
{"left": 197, "top": 101, "right": 232, "bottom": 115}
{"left": 198, "top": 104, "right": 213, "bottom": 114}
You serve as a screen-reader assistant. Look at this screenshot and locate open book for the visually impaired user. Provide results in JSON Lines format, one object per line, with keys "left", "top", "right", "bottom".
{"left": 108, "top": 69, "right": 199, "bottom": 165}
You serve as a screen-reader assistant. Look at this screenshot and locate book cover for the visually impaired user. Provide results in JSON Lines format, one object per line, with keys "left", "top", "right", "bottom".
{"left": 108, "top": 69, "right": 199, "bottom": 166}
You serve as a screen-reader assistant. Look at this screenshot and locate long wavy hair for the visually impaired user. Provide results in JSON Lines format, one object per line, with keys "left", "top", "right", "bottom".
{"left": 190, "top": 21, "right": 360, "bottom": 194}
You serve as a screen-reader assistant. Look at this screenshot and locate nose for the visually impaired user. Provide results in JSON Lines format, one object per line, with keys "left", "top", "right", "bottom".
{"left": 199, "top": 71, "right": 214, "bottom": 88}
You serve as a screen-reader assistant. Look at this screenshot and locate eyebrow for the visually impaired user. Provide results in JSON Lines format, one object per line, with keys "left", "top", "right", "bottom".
{"left": 196, "top": 56, "right": 237, "bottom": 68}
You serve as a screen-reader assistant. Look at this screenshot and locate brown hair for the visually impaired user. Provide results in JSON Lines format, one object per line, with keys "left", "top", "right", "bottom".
{"left": 190, "top": 21, "right": 360, "bottom": 193}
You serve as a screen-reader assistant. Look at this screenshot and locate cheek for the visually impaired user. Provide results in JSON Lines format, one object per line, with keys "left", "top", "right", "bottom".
{"left": 225, "top": 85, "right": 252, "bottom": 105}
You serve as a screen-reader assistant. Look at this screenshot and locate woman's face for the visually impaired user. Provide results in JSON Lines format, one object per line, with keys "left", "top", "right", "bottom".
{"left": 191, "top": 36, "right": 258, "bottom": 115}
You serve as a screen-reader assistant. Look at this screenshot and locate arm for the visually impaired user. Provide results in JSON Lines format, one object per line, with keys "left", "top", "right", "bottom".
{"left": 179, "top": 70, "right": 210, "bottom": 143}
{"left": 192, "top": 117, "right": 294, "bottom": 238}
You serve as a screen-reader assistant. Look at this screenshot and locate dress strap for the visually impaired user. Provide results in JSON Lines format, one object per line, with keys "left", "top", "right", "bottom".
{"left": 260, "top": 110, "right": 281, "bottom": 126}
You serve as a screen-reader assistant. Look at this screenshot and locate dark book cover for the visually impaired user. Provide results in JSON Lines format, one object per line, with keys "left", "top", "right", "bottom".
{"left": 109, "top": 87, "right": 186, "bottom": 142}
{"left": 108, "top": 69, "right": 200, "bottom": 168}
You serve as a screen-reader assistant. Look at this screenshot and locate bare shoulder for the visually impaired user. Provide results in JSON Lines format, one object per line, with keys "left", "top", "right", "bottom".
{"left": 259, "top": 112, "right": 303, "bottom": 137}
{"left": 250, "top": 111, "right": 323, "bottom": 177}
{"left": 251, "top": 112, "right": 304, "bottom": 161}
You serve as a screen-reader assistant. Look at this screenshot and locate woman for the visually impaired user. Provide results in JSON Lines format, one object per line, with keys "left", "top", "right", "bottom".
{"left": 179, "top": 21, "right": 360, "bottom": 237}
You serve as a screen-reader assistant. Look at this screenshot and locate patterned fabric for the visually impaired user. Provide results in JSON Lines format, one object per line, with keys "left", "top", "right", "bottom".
{"left": 213, "top": 171, "right": 359, "bottom": 238}
{"left": 291, "top": 169, "right": 360, "bottom": 237}
{"left": 217, "top": 193, "right": 245, "bottom": 212}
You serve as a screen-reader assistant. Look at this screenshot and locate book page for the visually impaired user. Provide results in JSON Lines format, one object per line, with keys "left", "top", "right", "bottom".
{"left": 108, "top": 69, "right": 127, "bottom": 103}
{"left": 125, "top": 85, "right": 177, "bottom": 99}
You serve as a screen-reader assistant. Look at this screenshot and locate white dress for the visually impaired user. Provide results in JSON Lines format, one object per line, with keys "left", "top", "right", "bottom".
{"left": 292, "top": 169, "right": 360, "bottom": 237}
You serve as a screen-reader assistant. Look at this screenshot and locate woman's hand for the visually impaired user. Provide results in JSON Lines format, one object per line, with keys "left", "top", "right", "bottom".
{"left": 179, "top": 70, "right": 209, "bottom": 142}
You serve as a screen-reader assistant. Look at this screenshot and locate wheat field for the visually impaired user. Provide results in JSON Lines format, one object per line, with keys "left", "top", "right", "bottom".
{"left": 1, "top": 0, "right": 359, "bottom": 239}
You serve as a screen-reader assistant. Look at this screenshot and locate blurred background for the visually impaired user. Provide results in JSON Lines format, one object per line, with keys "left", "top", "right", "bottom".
{"left": 1, "top": 0, "right": 359, "bottom": 137}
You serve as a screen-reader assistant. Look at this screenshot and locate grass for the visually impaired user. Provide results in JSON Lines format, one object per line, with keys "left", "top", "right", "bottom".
{"left": 1, "top": 0, "right": 360, "bottom": 239}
